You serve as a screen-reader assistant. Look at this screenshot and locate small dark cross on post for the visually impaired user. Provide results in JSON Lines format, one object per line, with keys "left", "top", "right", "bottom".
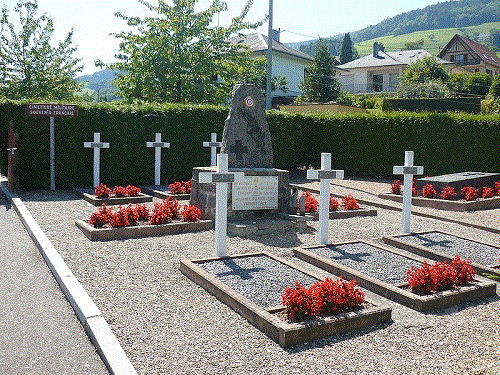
{"left": 328, "top": 246, "right": 372, "bottom": 263}
{"left": 230, "top": 140, "right": 248, "bottom": 160}
{"left": 217, "top": 259, "right": 263, "bottom": 280}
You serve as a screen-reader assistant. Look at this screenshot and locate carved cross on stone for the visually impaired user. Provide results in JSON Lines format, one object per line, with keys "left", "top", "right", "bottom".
{"left": 230, "top": 140, "right": 248, "bottom": 161}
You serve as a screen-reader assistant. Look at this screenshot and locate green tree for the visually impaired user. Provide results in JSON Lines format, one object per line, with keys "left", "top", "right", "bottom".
{"left": 488, "top": 76, "right": 500, "bottom": 98}
{"left": 402, "top": 56, "right": 448, "bottom": 85}
{"left": 464, "top": 72, "right": 492, "bottom": 96}
{"left": 0, "top": 0, "right": 82, "bottom": 100}
{"left": 300, "top": 40, "right": 340, "bottom": 102}
{"left": 339, "top": 33, "right": 354, "bottom": 64}
{"left": 108, "top": 0, "right": 264, "bottom": 104}
{"left": 404, "top": 39, "right": 425, "bottom": 50}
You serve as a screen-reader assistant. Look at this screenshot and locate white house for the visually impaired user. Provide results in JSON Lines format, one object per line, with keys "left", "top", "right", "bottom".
{"left": 227, "top": 32, "right": 313, "bottom": 100}
{"left": 337, "top": 45, "right": 455, "bottom": 94}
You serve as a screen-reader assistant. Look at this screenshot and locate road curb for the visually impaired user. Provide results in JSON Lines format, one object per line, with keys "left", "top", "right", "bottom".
{"left": 1, "top": 179, "right": 137, "bottom": 375}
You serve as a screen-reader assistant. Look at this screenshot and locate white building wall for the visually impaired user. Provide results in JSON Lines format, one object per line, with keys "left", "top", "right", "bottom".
{"left": 271, "top": 52, "right": 311, "bottom": 97}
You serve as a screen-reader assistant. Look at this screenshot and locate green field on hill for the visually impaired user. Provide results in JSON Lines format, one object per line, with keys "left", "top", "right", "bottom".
{"left": 354, "top": 21, "right": 500, "bottom": 57}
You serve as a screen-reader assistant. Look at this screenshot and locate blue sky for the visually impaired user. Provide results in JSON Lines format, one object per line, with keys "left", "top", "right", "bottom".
{"left": 1, "top": 0, "right": 445, "bottom": 74}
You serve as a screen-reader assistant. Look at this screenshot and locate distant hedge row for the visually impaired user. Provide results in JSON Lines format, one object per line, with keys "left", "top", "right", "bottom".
{"left": 381, "top": 97, "right": 482, "bottom": 113}
{"left": 1, "top": 100, "right": 500, "bottom": 190}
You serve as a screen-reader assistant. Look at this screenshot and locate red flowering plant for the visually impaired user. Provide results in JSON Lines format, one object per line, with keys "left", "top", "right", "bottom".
{"left": 297, "top": 191, "right": 318, "bottom": 213}
{"left": 495, "top": 181, "right": 500, "bottom": 195}
{"left": 282, "top": 278, "right": 365, "bottom": 321}
{"left": 112, "top": 185, "right": 141, "bottom": 197}
{"left": 440, "top": 186, "right": 456, "bottom": 200}
{"left": 182, "top": 180, "right": 192, "bottom": 194}
{"left": 149, "top": 202, "right": 174, "bottom": 225}
{"left": 94, "top": 183, "right": 111, "bottom": 198}
{"left": 133, "top": 204, "right": 150, "bottom": 221}
{"left": 342, "top": 195, "right": 360, "bottom": 210}
{"left": 422, "top": 184, "right": 437, "bottom": 198}
{"left": 181, "top": 205, "right": 202, "bottom": 222}
{"left": 481, "top": 186, "right": 495, "bottom": 199}
{"left": 112, "top": 186, "right": 128, "bottom": 197}
{"left": 407, "top": 257, "right": 475, "bottom": 294}
{"left": 168, "top": 181, "right": 185, "bottom": 194}
{"left": 329, "top": 197, "right": 339, "bottom": 211}
{"left": 108, "top": 206, "right": 134, "bottom": 228}
{"left": 391, "top": 180, "right": 402, "bottom": 195}
{"left": 461, "top": 186, "right": 478, "bottom": 201}
{"left": 89, "top": 204, "right": 113, "bottom": 227}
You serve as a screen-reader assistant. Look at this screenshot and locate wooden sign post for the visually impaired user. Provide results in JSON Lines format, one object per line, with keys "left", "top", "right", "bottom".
{"left": 25, "top": 103, "right": 78, "bottom": 190}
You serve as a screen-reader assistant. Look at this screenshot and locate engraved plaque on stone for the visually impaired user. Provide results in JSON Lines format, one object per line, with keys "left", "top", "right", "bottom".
{"left": 232, "top": 176, "right": 278, "bottom": 210}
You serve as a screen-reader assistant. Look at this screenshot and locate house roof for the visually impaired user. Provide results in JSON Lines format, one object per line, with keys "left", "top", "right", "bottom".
{"left": 337, "top": 49, "right": 453, "bottom": 70}
{"left": 438, "top": 34, "right": 500, "bottom": 69}
{"left": 226, "top": 33, "right": 314, "bottom": 62}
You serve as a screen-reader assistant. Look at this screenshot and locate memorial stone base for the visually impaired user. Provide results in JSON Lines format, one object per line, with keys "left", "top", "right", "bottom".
{"left": 190, "top": 167, "right": 290, "bottom": 220}
{"left": 417, "top": 172, "right": 500, "bottom": 191}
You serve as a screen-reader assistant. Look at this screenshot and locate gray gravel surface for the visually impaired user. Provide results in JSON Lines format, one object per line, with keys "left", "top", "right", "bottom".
{"left": 198, "top": 255, "right": 317, "bottom": 308}
{"left": 16, "top": 188, "right": 500, "bottom": 375}
{"left": 397, "top": 232, "right": 500, "bottom": 267}
{"left": 309, "top": 243, "right": 421, "bottom": 285}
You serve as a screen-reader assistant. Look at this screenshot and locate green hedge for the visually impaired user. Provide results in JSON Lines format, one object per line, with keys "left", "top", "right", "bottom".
{"left": 382, "top": 97, "right": 482, "bottom": 113}
{"left": 1, "top": 100, "right": 500, "bottom": 189}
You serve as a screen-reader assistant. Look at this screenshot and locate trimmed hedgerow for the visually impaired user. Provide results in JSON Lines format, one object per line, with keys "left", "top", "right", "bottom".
{"left": 2, "top": 100, "right": 500, "bottom": 189}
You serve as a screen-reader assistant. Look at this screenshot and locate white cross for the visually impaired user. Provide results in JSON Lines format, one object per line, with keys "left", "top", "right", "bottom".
{"left": 146, "top": 133, "right": 170, "bottom": 185}
{"left": 307, "top": 153, "right": 344, "bottom": 245}
{"left": 203, "top": 133, "right": 222, "bottom": 167}
{"left": 199, "top": 153, "right": 244, "bottom": 257}
{"left": 84, "top": 132, "right": 110, "bottom": 188}
{"left": 393, "top": 151, "right": 424, "bottom": 234}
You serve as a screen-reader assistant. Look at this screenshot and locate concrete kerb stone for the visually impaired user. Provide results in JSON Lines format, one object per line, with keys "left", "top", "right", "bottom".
{"left": 0, "top": 179, "right": 137, "bottom": 375}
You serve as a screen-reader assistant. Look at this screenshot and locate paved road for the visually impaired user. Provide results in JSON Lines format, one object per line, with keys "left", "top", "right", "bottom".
{"left": 0, "top": 191, "right": 108, "bottom": 375}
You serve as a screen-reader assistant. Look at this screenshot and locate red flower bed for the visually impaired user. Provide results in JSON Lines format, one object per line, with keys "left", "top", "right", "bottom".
{"left": 88, "top": 199, "right": 201, "bottom": 228}
{"left": 94, "top": 184, "right": 141, "bottom": 198}
{"left": 461, "top": 186, "right": 478, "bottom": 201}
{"left": 481, "top": 186, "right": 495, "bottom": 199}
{"left": 168, "top": 180, "right": 192, "bottom": 195}
{"left": 440, "top": 186, "right": 456, "bottom": 200}
{"left": 297, "top": 191, "right": 318, "bottom": 213}
{"left": 391, "top": 180, "right": 402, "bottom": 195}
{"left": 94, "top": 183, "right": 111, "bottom": 198}
{"left": 422, "top": 184, "right": 437, "bottom": 198}
{"left": 342, "top": 195, "right": 360, "bottom": 210}
{"left": 495, "top": 181, "right": 500, "bottom": 195}
{"left": 282, "top": 277, "right": 365, "bottom": 321}
{"left": 329, "top": 197, "right": 339, "bottom": 211}
{"left": 407, "top": 257, "right": 475, "bottom": 295}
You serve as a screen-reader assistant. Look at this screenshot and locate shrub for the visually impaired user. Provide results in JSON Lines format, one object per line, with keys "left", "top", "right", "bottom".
{"left": 282, "top": 278, "right": 364, "bottom": 321}
{"left": 112, "top": 186, "right": 128, "bottom": 197}
{"left": 391, "top": 180, "right": 402, "bottom": 195}
{"left": 488, "top": 76, "right": 500, "bottom": 98}
{"left": 149, "top": 202, "right": 174, "bottom": 225}
{"left": 461, "top": 186, "right": 478, "bottom": 201}
{"left": 112, "top": 185, "right": 141, "bottom": 197}
{"left": 481, "top": 186, "right": 495, "bottom": 199}
{"left": 181, "top": 205, "right": 202, "bottom": 222}
{"left": 465, "top": 72, "right": 492, "bottom": 96}
{"left": 168, "top": 181, "right": 185, "bottom": 194}
{"left": 397, "top": 80, "right": 451, "bottom": 99}
{"left": 329, "top": 197, "right": 339, "bottom": 211}
{"left": 89, "top": 204, "right": 113, "bottom": 227}
{"left": 412, "top": 178, "right": 417, "bottom": 196}
{"left": 108, "top": 206, "right": 132, "bottom": 228}
{"left": 298, "top": 191, "right": 318, "bottom": 213}
{"left": 440, "top": 186, "right": 456, "bottom": 200}
{"left": 342, "top": 195, "right": 360, "bottom": 210}
{"left": 422, "top": 184, "right": 437, "bottom": 198}
{"left": 94, "top": 183, "right": 111, "bottom": 198}
{"left": 407, "top": 257, "right": 475, "bottom": 294}
{"left": 495, "top": 181, "right": 500, "bottom": 195}
{"left": 182, "top": 180, "right": 192, "bottom": 194}
{"left": 134, "top": 204, "right": 150, "bottom": 221}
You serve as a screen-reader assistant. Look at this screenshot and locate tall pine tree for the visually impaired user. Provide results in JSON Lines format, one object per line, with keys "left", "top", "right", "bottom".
{"left": 300, "top": 40, "right": 340, "bottom": 102}
{"left": 339, "top": 33, "right": 354, "bottom": 64}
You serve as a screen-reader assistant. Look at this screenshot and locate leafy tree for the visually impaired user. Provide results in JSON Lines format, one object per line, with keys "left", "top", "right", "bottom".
{"left": 300, "top": 40, "right": 340, "bottom": 102}
{"left": 397, "top": 80, "right": 451, "bottom": 99}
{"left": 447, "top": 73, "right": 469, "bottom": 95}
{"left": 0, "top": 0, "right": 82, "bottom": 100}
{"left": 402, "top": 56, "right": 448, "bottom": 85}
{"left": 242, "top": 56, "right": 288, "bottom": 97}
{"left": 339, "top": 33, "right": 354, "bottom": 64}
{"left": 404, "top": 39, "right": 425, "bottom": 50}
{"left": 488, "top": 76, "right": 500, "bottom": 98}
{"left": 489, "top": 29, "right": 500, "bottom": 50}
{"left": 108, "top": 0, "right": 264, "bottom": 104}
{"left": 464, "top": 72, "right": 492, "bottom": 96}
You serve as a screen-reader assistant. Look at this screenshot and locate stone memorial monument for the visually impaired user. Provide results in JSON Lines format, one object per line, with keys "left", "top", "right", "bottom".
{"left": 190, "top": 84, "right": 290, "bottom": 220}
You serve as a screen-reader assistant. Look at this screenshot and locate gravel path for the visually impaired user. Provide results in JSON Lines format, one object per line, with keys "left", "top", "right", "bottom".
{"left": 395, "top": 231, "right": 500, "bottom": 267}
{"left": 16, "top": 188, "right": 500, "bottom": 375}
{"left": 309, "top": 243, "right": 421, "bottom": 285}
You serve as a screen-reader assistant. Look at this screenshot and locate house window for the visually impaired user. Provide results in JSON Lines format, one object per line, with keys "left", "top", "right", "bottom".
{"left": 372, "top": 74, "right": 383, "bottom": 92}
{"left": 454, "top": 54, "right": 468, "bottom": 65}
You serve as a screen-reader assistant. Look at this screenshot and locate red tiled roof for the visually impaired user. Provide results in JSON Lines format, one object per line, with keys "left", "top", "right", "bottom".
{"left": 440, "top": 34, "right": 500, "bottom": 69}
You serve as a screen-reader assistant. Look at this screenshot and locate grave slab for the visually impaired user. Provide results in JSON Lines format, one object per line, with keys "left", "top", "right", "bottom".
{"left": 383, "top": 231, "right": 500, "bottom": 277}
{"left": 378, "top": 193, "right": 500, "bottom": 212}
{"left": 180, "top": 252, "right": 391, "bottom": 348}
{"left": 294, "top": 241, "right": 497, "bottom": 311}
{"left": 75, "top": 219, "right": 213, "bottom": 241}
{"left": 139, "top": 185, "right": 190, "bottom": 201}
{"left": 73, "top": 188, "right": 152, "bottom": 206}
{"left": 417, "top": 172, "right": 500, "bottom": 191}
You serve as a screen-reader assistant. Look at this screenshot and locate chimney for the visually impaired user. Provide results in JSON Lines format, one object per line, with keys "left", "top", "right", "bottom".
{"left": 272, "top": 28, "right": 280, "bottom": 43}
{"left": 373, "top": 42, "right": 379, "bottom": 58}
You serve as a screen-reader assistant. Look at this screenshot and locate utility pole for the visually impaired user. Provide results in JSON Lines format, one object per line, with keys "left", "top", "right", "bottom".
{"left": 265, "top": 0, "right": 273, "bottom": 110}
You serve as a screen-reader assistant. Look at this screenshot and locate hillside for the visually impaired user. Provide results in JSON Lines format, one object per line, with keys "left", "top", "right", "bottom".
{"left": 297, "top": 0, "right": 500, "bottom": 57}
{"left": 78, "top": 69, "right": 120, "bottom": 101}
{"left": 354, "top": 21, "right": 500, "bottom": 56}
